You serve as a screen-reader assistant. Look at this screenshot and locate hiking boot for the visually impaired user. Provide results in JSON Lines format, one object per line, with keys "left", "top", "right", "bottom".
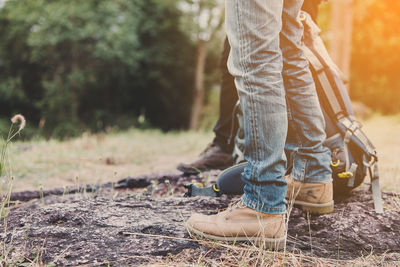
{"left": 185, "top": 201, "right": 286, "bottom": 250}
{"left": 177, "top": 142, "right": 234, "bottom": 175}
{"left": 285, "top": 175, "right": 334, "bottom": 215}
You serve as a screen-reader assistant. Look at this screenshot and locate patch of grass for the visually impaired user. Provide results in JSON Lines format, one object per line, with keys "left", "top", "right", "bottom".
{"left": 1, "top": 115, "right": 26, "bottom": 220}
{"left": 8, "top": 114, "right": 400, "bottom": 194}
{"left": 146, "top": 237, "right": 400, "bottom": 267}
{"left": 9, "top": 129, "right": 213, "bottom": 192}
{"left": 1, "top": 115, "right": 30, "bottom": 266}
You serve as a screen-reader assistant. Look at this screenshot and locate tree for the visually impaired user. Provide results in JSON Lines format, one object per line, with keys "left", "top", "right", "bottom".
{"left": 0, "top": 0, "right": 196, "bottom": 137}
{"left": 330, "top": 0, "right": 354, "bottom": 81}
{"left": 179, "top": 0, "right": 224, "bottom": 130}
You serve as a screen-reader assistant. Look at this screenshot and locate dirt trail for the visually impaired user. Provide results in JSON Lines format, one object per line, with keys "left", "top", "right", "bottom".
{"left": 3, "top": 171, "right": 400, "bottom": 266}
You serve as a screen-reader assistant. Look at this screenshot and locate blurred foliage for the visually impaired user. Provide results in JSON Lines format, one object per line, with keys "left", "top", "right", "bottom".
{"left": 198, "top": 86, "right": 219, "bottom": 131}
{"left": 351, "top": 0, "right": 400, "bottom": 113}
{"left": 1, "top": 0, "right": 397, "bottom": 140}
{"left": 179, "top": 0, "right": 224, "bottom": 41}
{"left": 0, "top": 0, "right": 200, "bottom": 138}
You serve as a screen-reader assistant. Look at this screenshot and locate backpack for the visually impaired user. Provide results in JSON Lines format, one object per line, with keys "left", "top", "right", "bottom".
{"left": 185, "top": 12, "right": 383, "bottom": 213}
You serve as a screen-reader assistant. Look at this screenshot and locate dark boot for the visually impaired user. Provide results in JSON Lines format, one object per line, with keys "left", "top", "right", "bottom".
{"left": 177, "top": 142, "right": 234, "bottom": 175}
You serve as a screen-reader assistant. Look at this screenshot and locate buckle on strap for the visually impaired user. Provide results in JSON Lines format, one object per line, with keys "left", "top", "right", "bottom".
{"left": 339, "top": 117, "right": 361, "bottom": 133}
{"left": 339, "top": 117, "right": 378, "bottom": 161}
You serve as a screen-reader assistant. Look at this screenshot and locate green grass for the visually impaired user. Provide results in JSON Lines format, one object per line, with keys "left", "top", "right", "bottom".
{"left": 6, "top": 128, "right": 213, "bottom": 192}
{"left": 5, "top": 114, "right": 400, "bottom": 194}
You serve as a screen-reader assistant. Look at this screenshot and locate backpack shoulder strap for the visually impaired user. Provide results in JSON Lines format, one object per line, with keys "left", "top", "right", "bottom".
{"left": 303, "top": 45, "right": 344, "bottom": 117}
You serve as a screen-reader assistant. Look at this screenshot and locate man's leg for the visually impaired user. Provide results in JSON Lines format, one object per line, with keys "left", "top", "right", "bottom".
{"left": 212, "top": 0, "right": 317, "bottom": 155}
{"left": 186, "top": 0, "right": 288, "bottom": 248}
{"left": 281, "top": 0, "right": 333, "bottom": 213}
{"left": 213, "top": 0, "right": 318, "bottom": 153}
{"left": 227, "top": 0, "right": 288, "bottom": 215}
{"left": 283, "top": 0, "right": 331, "bottom": 183}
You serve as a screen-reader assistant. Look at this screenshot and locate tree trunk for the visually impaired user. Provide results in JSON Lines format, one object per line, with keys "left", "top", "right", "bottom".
{"left": 341, "top": 0, "right": 354, "bottom": 81}
{"left": 330, "top": 0, "right": 342, "bottom": 66}
{"left": 330, "top": 0, "right": 354, "bottom": 86}
{"left": 189, "top": 39, "right": 207, "bottom": 130}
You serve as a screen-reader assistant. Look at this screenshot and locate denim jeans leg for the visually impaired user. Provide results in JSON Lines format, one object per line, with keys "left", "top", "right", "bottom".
{"left": 280, "top": 0, "right": 332, "bottom": 183}
{"left": 225, "top": 0, "right": 288, "bottom": 214}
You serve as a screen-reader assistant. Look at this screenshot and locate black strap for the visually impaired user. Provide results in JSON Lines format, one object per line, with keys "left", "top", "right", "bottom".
{"left": 369, "top": 165, "right": 384, "bottom": 213}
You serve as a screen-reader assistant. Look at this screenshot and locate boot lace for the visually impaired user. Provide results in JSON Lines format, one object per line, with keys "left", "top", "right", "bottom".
{"left": 227, "top": 198, "right": 247, "bottom": 211}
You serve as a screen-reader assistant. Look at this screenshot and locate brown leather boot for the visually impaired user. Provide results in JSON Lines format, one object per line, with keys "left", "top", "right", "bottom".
{"left": 185, "top": 201, "right": 286, "bottom": 250}
{"left": 285, "top": 175, "right": 334, "bottom": 215}
{"left": 177, "top": 142, "right": 234, "bottom": 175}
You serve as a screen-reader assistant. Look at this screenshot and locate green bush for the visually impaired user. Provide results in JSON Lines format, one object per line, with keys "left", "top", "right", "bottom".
{"left": 0, "top": 0, "right": 196, "bottom": 138}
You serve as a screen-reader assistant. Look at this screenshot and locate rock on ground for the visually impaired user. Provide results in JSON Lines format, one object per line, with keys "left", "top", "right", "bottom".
{"left": 2, "top": 172, "right": 400, "bottom": 266}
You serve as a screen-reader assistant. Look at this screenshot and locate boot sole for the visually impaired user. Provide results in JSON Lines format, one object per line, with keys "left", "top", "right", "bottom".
{"left": 185, "top": 223, "right": 286, "bottom": 250}
{"left": 291, "top": 200, "right": 334, "bottom": 215}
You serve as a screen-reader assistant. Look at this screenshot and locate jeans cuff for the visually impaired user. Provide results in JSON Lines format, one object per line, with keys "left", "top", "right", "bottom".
{"left": 241, "top": 194, "right": 286, "bottom": 215}
{"left": 290, "top": 172, "right": 333, "bottom": 184}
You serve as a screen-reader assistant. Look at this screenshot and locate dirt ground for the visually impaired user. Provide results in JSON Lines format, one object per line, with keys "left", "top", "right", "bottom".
{"left": 3, "top": 171, "right": 400, "bottom": 266}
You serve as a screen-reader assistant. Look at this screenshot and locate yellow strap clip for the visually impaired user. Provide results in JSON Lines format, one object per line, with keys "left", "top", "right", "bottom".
{"left": 338, "top": 172, "right": 354, "bottom": 179}
{"left": 331, "top": 160, "right": 341, "bottom": 167}
{"left": 212, "top": 184, "right": 220, "bottom": 192}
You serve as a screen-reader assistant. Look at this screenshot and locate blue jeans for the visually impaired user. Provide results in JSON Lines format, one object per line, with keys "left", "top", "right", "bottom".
{"left": 225, "top": 0, "right": 332, "bottom": 214}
